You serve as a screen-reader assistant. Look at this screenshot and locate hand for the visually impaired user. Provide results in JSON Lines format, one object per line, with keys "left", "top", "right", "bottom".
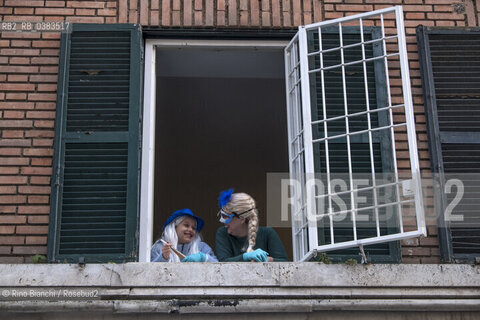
{"left": 161, "top": 241, "right": 171, "bottom": 260}
{"left": 243, "top": 249, "right": 269, "bottom": 262}
{"left": 181, "top": 252, "right": 206, "bottom": 262}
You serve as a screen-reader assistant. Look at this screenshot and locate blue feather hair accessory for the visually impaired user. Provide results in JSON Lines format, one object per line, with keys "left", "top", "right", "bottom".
{"left": 218, "top": 188, "right": 234, "bottom": 208}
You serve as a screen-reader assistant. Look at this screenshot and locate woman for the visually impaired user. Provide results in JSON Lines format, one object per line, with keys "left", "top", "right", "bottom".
{"left": 151, "top": 208, "right": 218, "bottom": 262}
{"left": 215, "top": 189, "right": 288, "bottom": 262}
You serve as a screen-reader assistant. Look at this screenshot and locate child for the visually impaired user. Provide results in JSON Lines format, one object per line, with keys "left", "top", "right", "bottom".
{"left": 151, "top": 208, "right": 218, "bottom": 262}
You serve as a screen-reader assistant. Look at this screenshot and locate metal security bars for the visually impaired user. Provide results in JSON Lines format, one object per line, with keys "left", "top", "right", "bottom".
{"left": 285, "top": 6, "right": 426, "bottom": 262}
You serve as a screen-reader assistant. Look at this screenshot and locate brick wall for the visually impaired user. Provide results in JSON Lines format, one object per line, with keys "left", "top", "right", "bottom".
{"left": 0, "top": 0, "right": 479, "bottom": 263}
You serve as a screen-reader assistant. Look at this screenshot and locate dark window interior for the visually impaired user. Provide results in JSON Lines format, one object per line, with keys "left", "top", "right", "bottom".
{"left": 154, "top": 45, "right": 292, "bottom": 258}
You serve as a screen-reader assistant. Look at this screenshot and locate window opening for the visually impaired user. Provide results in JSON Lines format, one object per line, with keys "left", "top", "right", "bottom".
{"left": 140, "top": 8, "right": 426, "bottom": 262}
{"left": 141, "top": 40, "right": 291, "bottom": 260}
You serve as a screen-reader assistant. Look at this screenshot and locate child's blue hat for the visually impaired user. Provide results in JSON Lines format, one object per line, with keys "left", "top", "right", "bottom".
{"left": 162, "top": 208, "right": 204, "bottom": 232}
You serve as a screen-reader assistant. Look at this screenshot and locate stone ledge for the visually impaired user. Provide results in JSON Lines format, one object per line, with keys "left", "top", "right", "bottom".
{"left": 2, "top": 287, "right": 480, "bottom": 299}
{"left": 1, "top": 299, "right": 480, "bottom": 314}
{"left": 1, "top": 263, "right": 480, "bottom": 315}
{"left": 1, "top": 263, "right": 480, "bottom": 287}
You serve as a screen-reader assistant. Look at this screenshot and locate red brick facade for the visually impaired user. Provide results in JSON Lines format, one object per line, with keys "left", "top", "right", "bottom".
{"left": 0, "top": 0, "right": 479, "bottom": 263}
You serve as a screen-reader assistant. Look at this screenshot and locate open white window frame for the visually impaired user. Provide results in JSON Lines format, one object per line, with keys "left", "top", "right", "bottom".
{"left": 139, "top": 39, "right": 288, "bottom": 262}
{"left": 285, "top": 6, "right": 427, "bottom": 262}
{"left": 139, "top": 6, "right": 426, "bottom": 262}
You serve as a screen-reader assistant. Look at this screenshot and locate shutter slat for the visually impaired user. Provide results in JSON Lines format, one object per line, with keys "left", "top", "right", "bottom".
{"left": 49, "top": 24, "right": 141, "bottom": 262}
{"left": 443, "top": 144, "right": 480, "bottom": 254}
{"left": 429, "top": 33, "right": 480, "bottom": 133}
{"left": 66, "top": 29, "right": 131, "bottom": 132}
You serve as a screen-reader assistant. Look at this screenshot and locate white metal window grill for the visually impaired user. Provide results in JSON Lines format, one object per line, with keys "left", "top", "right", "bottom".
{"left": 285, "top": 6, "right": 426, "bottom": 262}
{"left": 285, "top": 33, "right": 310, "bottom": 259}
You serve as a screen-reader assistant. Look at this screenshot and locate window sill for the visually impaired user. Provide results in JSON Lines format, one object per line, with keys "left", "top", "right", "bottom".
{"left": 1, "top": 263, "right": 479, "bottom": 315}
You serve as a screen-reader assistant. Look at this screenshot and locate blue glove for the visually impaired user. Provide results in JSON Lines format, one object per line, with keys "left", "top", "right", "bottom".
{"left": 243, "top": 249, "right": 269, "bottom": 262}
{"left": 181, "top": 252, "right": 206, "bottom": 262}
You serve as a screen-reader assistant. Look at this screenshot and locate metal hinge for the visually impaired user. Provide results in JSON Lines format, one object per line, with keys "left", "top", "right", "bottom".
{"left": 54, "top": 166, "right": 61, "bottom": 186}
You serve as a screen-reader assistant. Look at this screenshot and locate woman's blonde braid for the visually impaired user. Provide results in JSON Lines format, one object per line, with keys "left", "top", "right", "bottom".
{"left": 246, "top": 197, "right": 259, "bottom": 253}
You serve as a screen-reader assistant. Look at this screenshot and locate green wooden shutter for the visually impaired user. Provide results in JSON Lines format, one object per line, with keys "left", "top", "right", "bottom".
{"left": 308, "top": 27, "right": 400, "bottom": 263}
{"left": 48, "top": 24, "right": 143, "bottom": 263}
{"left": 418, "top": 26, "right": 480, "bottom": 262}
